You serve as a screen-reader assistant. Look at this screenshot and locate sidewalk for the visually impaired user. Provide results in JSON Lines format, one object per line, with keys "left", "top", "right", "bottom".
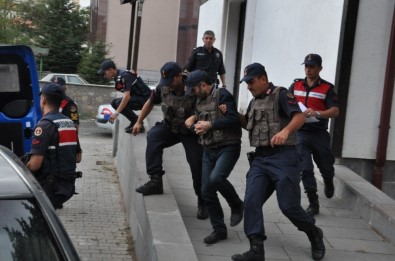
{"left": 58, "top": 121, "right": 135, "bottom": 261}
{"left": 124, "top": 107, "right": 395, "bottom": 261}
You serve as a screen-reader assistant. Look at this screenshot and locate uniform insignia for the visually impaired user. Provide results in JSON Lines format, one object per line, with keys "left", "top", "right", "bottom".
{"left": 70, "top": 106, "right": 77, "bottom": 112}
{"left": 161, "top": 70, "right": 167, "bottom": 78}
{"left": 307, "top": 54, "right": 312, "bottom": 61}
{"left": 244, "top": 68, "right": 248, "bottom": 76}
{"left": 71, "top": 113, "right": 78, "bottom": 121}
{"left": 34, "top": 127, "right": 43, "bottom": 136}
{"left": 216, "top": 52, "right": 220, "bottom": 58}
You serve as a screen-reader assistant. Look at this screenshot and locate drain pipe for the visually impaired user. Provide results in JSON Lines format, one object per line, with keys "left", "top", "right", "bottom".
{"left": 373, "top": 5, "right": 395, "bottom": 189}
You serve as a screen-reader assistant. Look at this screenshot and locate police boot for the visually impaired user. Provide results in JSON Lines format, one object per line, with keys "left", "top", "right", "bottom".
{"left": 306, "top": 193, "right": 319, "bottom": 216}
{"left": 231, "top": 236, "right": 265, "bottom": 261}
{"left": 197, "top": 198, "right": 208, "bottom": 220}
{"left": 306, "top": 226, "right": 325, "bottom": 260}
{"left": 135, "top": 174, "right": 163, "bottom": 195}
{"left": 324, "top": 178, "right": 335, "bottom": 198}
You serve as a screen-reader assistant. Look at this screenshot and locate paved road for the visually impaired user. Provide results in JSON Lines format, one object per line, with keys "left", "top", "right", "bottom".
{"left": 57, "top": 120, "right": 134, "bottom": 261}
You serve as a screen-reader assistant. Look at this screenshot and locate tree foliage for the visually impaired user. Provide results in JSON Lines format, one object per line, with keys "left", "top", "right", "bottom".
{"left": 16, "top": 0, "right": 89, "bottom": 73}
{"left": 0, "top": 0, "right": 24, "bottom": 44}
{"left": 78, "top": 41, "right": 113, "bottom": 85}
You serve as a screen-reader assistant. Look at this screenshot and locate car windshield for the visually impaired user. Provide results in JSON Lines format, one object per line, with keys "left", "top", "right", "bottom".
{"left": 0, "top": 199, "right": 64, "bottom": 261}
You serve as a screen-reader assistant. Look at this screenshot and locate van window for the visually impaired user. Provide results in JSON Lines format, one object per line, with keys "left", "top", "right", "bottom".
{"left": 0, "top": 64, "right": 20, "bottom": 92}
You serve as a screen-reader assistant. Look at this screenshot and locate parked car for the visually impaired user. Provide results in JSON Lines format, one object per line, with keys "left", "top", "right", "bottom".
{"left": 95, "top": 104, "right": 115, "bottom": 130}
{"left": 0, "top": 145, "right": 80, "bottom": 261}
{"left": 0, "top": 45, "right": 42, "bottom": 157}
{"left": 41, "top": 73, "right": 89, "bottom": 85}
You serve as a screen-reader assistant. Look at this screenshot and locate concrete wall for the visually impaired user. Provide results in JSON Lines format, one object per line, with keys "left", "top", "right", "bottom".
{"left": 39, "top": 82, "right": 117, "bottom": 119}
{"left": 114, "top": 109, "right": 198, "bottom": 261}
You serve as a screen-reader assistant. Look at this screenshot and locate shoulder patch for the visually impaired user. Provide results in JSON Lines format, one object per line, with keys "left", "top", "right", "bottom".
{"left": 70, "top": 105, "right": 77, "bottom": 112}
{"left": 34, "top": 127, "right": 43, "bottom": 136}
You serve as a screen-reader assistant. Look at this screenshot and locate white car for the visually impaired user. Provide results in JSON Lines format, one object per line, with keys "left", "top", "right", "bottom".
{"left": 41, "top": 73, "right": 89, "bottom": 85}
{"left": 95, "top": 104, "right": 115, "bottom": 130}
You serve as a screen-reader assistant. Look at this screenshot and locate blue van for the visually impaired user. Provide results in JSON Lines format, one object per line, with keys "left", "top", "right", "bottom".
{"left": 0, "top": 45, "right": 42, "bottom": 157}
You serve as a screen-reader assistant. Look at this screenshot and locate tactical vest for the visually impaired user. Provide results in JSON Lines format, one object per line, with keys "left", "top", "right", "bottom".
{"left": 246, "top": 87, "right": 297, "bottom": 147}
{"left": 196, "top": 88, "right": 241, "bottom": 147}
{"left": 115, "top": 70, "right": 151, "bottom": 99}
{"left": 39, "top": 113, "right": 78, "bottom": 178}
{"left": 161, "top": 86, "right": 195, "bottom": 134}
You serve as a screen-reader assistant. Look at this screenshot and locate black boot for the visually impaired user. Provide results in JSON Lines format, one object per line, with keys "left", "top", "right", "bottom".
{"left": 324, "top": 178, "right": 335, "bottom": 198}
{"left": 306, "top": 193, "right": 319, "bottom": 216}
{"left": 203, "top": 228, "right": 227, "bottom": 244}
{"left": 135, "top": 174, "right": 163, "bottom": 195}
{"left": 306, "top": 226, "right": 325, "bottom": 260}
{"left": 232, "top": 236, "right": 265, "bottom": 261}
{"left": 230, "top": 201, "right": 244, "bottom": 226}
{"left": 197, "top": 200, "right": 208, "bottom": 220}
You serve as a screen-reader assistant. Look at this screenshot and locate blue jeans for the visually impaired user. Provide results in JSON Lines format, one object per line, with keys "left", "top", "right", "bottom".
{"left": 201, "top": 143, "right": 242, "bottom": 230}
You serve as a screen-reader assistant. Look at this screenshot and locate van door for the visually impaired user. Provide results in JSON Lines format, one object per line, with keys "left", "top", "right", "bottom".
{"left": 0, "top": 45, "right": 42, "bottom": 156}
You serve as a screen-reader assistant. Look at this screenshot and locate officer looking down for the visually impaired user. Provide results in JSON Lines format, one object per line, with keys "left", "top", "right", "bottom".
{"left": 132, "top": 62, "right": 208, "bottom": 220}
{"left": 27, "top": 83, "right": 81, "bottom": 210}
{"left": 50, "top": 76, "right": 82, "bottom": 163}
{"left": 98, "top": 60, "right": 151, "bottom": 133}
{"left": 232, "top": 63, "right": 325, "bottom": 261}
{"left": 289, "top": 53, "right": 339, "bottom": 216}
{"left": 185, "top": 70, "right": 244, "bottom": 244}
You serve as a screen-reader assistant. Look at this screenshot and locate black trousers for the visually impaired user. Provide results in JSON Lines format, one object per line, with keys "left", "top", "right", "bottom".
{"left": 145, "top": 121, "right": 203, "bottom": 200}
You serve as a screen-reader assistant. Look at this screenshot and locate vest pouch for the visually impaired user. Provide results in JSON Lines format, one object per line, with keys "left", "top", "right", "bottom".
{"left": 212, "top": 129, "right": 223, "bottom": 143}
{"left": 161, "top": 104, "right": 169, "bottom": 114}
{"left": 269, "top": 122, "right": 281, "bottom": 139}
{"left": 250, "top": 126, "right": 261, "bottom": 147}
{"left": 176, "top": 108, "right": 185, "bottom": 118}
{"left": 251, "top": 123, "right": 269, "bottom": 147}
{"left": 246, "top": 109, "right": 255, "bottom": 130}
{"left": 255, "top": 110, "right": 266, "bottom": 121}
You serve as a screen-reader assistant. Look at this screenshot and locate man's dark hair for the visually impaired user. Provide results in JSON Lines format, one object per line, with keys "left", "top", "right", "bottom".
{"left": 203, "top": 30, "right": 215, "bottom": 37}
{"left": 42, "top": 93, "right": 63, "bottom": 108}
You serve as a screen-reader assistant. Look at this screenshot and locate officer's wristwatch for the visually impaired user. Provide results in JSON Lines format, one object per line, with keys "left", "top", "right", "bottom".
{"left": 315, "top": 111, "right": 321, "bottom": 118}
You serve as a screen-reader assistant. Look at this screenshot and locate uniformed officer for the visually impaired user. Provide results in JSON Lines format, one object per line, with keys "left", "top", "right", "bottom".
{"left": 184, "top": 30, "right": 226, "bottom": 87}
{"left": 97, "top": 60, "right": 151, "bottom": 133}
{"left": 132, "top": 62, "right": 208, "bottom": 220}
{"left": 232, "top": 63, "right": 325, "bottom": 261}
{"left": 26, "top": 83, "right": 80, "bottom": 210}
{"left": 50, "top": 76, "right": 80, "bottom": 129}
{"left": 289, "top": 54, "right": 339, "bottom": 216}
{"left": 50, "top": 76, "right": 82, "bottom": 162}
{"left": 185, "top": 70, "right": 244, "bottom": 244}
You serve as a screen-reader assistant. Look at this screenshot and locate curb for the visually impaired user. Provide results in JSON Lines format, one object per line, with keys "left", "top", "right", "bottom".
{"left": 115, "top": 108, "right": 198, "bottom": 261}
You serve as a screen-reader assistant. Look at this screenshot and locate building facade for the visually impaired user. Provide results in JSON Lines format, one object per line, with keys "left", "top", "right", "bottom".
{"left": 89, "top": 0, "right": 199, "bottom": 84}
{"left": 197, "top": 0, "right": 395, "bottom": 198}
